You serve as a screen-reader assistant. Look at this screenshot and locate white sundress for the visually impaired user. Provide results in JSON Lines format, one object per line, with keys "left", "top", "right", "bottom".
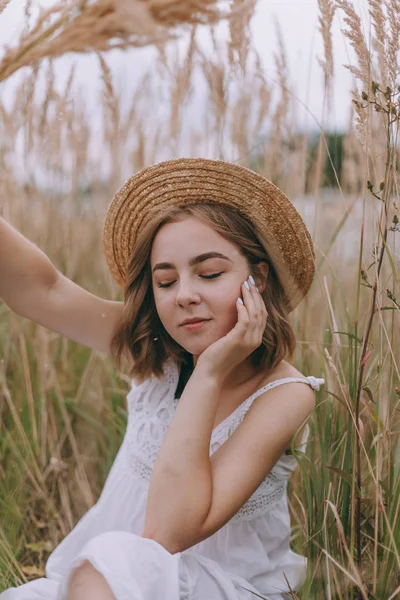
{"left": 1, "top": 358, "right": 324, "bottom": 600}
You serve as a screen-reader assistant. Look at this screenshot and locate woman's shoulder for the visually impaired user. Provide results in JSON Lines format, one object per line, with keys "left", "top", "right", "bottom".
{"left": 254, "top": 361, "right": 314, "bottom": 453}
{"left": 257, "top": 360, "right": 306, "bottom": 389}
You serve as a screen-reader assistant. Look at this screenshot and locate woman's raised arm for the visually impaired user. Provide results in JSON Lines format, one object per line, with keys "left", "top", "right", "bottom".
{"left": 0, "top": 216, "right": 123, "bottom": 354}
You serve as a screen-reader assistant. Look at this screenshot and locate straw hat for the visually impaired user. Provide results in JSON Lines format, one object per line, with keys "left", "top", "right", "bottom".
{"left": 103, "top": 157, "right": 316, "bottom": 312}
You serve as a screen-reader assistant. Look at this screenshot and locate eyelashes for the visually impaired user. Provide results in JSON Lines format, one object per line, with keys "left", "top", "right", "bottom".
{"left": 156, "top": 272, "right": 223, "bottom": 289}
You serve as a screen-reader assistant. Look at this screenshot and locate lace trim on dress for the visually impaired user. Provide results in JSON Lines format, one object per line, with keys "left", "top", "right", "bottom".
{"left": 230, "top": 471, "right": 288, "bottom": 523}
{"left": 125, "top": 359, "right": 179, "bottom": 484}
{"left": 124, "top": 359, "right": 325, "bottom": 521}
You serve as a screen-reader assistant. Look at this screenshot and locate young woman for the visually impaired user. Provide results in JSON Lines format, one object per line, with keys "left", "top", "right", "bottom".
{"left": 0, "top": 157, "right": 324, "bottom": 600}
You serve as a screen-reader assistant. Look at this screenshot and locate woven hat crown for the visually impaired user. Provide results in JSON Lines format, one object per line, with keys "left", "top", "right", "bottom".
{"left": 103, "top": 157, "right": 316, "bottom": 312}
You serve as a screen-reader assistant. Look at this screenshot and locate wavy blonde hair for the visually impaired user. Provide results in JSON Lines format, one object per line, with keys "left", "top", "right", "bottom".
{"left": 110, "top": 202, "right": 297, "bottom": 386}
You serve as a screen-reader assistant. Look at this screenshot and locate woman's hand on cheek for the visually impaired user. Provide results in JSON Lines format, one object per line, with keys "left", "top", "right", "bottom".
{"left": 196, "top": 276, "right": 268, "bottom": 386}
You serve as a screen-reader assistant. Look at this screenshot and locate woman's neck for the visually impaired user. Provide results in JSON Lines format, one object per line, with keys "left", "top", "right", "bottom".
{"left": 175, "top": 356, "right": 274, "bottom": 399}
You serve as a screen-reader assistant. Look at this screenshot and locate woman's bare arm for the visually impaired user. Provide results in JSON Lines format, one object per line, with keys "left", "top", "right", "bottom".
{"left": 0, "top": 216, "right": 123, "bottom": 354}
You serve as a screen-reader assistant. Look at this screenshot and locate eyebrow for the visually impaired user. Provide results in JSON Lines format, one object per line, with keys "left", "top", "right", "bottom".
{"left": 152, "top": 251, "right": 233, "bottom": 274}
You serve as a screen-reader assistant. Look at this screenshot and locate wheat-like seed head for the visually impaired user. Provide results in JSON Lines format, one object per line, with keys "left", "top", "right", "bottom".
{"left": 252, "top": 51, "right": 272, "bottom": 140}
{"left": 317, "top": 0, "right": 336, "bottom": 101}
{"left": 165, "top": 25, "right": 197, "bottom": 149}
{"left": 369, "top": 0, "right": 389, "bottom": 89}
{"left": 0, "top": 0, "right": 255, "bottom": 84}
{"left": 386, "top": 0, "right": 400, "bottom": 88}
{"left": 336, "top": 0, "right": 374, "bottom": 150}
{"left": 336, "top": 0, "right": 371, "bottom": 86}
{"left": 199, "top": 44, "right": 229, "bottom": 139}
{"left": 227, "top": 0, "right": 257, "bottom": 76}
{"left": 262, "top": 20, "right": 290, "bottom": 187}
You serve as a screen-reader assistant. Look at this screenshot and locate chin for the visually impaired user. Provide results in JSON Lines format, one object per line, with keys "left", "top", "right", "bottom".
{"left": 184, "top": 335, "right": 222, "bottom": 356}
{"left": 180, "top": 341, "right": 208, "bottom": 354}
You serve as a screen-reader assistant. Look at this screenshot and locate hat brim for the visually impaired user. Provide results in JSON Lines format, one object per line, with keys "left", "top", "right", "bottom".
{"left": 103, "top": 158, "right": 316, "bottom": 312}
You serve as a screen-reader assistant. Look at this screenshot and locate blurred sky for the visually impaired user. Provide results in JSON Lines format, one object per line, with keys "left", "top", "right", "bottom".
{"left": 1, "top": 0, "right": 370, "bottom": 133}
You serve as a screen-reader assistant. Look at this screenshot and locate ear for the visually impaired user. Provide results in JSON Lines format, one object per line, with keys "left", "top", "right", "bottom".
{"left": 254, "top": 262, "right": 269, "bottom": 293}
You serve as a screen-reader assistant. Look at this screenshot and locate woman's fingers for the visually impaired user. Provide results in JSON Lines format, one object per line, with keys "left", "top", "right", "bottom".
{"left": 242, "top": 277, "right": 263, "bottom": 342}
{"left": 249, "top": 277, "right": 268, "bottom": 344}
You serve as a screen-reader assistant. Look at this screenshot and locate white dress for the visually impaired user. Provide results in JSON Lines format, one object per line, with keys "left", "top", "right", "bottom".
{"left": 1, "top": 358, "right": 324, "bottom": 600}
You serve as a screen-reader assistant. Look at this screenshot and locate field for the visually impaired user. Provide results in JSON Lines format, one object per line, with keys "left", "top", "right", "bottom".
{"left": 0, "top": 1, "right": 400, "bottom": 598}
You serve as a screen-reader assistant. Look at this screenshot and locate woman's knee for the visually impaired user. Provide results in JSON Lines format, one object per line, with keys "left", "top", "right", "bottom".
{"left": 66, "top": 560, "right": 116, "bottom": 600}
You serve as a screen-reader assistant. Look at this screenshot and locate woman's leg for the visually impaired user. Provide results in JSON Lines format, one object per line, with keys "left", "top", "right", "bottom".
{"left": 66, "top": 560, "right": 117, "bottom": 600}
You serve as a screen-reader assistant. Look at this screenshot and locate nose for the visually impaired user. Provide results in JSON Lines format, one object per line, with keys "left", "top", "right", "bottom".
{"left": 175, "top": 278, "right": 201, "bottom": 306}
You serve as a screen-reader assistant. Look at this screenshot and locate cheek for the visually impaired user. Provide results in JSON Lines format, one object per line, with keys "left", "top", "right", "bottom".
{"left": 212, "top": 288, "right": 241, "bottom": 325}
{"left": 217, "top": 282, "right": 242, "bottom": 308}
{"left": 153, "top": 295, "right": 171, "bottom": 322}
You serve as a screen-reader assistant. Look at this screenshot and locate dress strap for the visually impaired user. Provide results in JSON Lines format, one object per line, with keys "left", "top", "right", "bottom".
{"left": 211, "top": 375, "right": 325, "bottom": 442}
{"left": 250, "top": 375, "right": 325, "bottom": 403}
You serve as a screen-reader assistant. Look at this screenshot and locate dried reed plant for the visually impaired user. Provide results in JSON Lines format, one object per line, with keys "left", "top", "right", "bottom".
{"left": 336, "top": 0, "right": 372, "bottom": 85}
{"left": 320, "top": 1, "right": 400, "bottom": 597}
{"left": 227, "top": 0, "right": 257, "bottom": 75}
{"left": 317, "top": 0, "right": 335, "bottom": 101}
{"left": 198, "top": 34, "right": 230, "bottom": 151}
{"left": 369, "top": 0, "right": 389, "bottom": 91}
{"left": 0, "top": 0, "right": 254, "bottom": 84}
{"left": 98, "top": 53, "right": 121, "bottom": 190}
{"left": 308, "top": 0, "right": 336, "bottom": 238}
{"left": 261, "top": 20, "right": 290, "bottom": 187}
{"left": 156, "top": 25, "right": 198, "bottom": 154}
{"left": 227, "top": 0, "right": 260, "bottom": 161}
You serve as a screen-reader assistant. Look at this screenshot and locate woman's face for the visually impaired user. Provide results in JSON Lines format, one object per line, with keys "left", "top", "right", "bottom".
{"left": 150, "top": 217, "right": 252, "bottom": 365}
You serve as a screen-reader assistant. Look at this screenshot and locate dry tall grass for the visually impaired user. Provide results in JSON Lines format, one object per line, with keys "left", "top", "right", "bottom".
{"left": 1, "top": 0, "right": 400, "bottom": 598}
{"left": 0, "top": 0, "right": 254, "bottom": 83}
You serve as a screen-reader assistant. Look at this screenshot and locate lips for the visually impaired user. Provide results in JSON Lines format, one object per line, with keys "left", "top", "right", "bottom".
{"left": 180, "top": 319, "right": 209, "bottom": 326}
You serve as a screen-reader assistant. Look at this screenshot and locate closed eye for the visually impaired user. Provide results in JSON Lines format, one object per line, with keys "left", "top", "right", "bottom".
{"left": 156, "top": 272, "right": 223, "bottom": 289}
